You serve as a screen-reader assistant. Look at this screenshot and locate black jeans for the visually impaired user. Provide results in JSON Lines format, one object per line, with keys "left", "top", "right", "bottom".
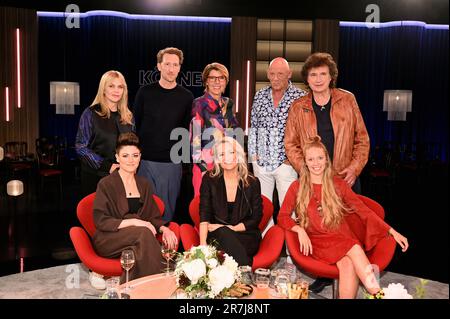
{"left": 207, "top": 227, "right": 261, "bottom": 267}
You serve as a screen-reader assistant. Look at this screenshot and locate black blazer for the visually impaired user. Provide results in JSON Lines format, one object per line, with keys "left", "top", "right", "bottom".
{"left": 199, "top": 173, "right": 263, "bottom": 230}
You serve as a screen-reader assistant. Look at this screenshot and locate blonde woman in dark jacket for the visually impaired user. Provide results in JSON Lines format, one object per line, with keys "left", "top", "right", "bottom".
{"left": 199, "top": 137, "right": 262, "bottom": 266}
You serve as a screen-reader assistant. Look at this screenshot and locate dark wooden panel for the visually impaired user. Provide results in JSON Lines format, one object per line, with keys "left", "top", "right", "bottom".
{"left": 0, "top": 6, "right": 39, "bottom": 154}
{"left": 313, "top": 19, "right": 340, "bottom": 64}
{"left": 230, "top": 16, "right": 257, "bottom": 131}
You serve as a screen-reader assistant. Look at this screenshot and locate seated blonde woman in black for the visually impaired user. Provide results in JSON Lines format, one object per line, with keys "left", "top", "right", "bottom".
{"left": 199, "top": 136, "right": 262, "bottom": 266}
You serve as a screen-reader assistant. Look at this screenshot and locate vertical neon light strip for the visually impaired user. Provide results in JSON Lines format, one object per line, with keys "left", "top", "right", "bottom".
{"left": 245, "top": 60, "right": 251, "bottom": 135}
{"left": 6, "top": 87, "right": 10, "bottom": 121}
{"left": 235, "top": 80, "right": 239, "bottom": 113}
{"left": 16, "top": 28, "right": 21, "bottom": 108}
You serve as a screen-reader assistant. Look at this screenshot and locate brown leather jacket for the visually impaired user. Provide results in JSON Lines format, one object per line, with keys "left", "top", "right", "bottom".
{"left": 284, "top": 88, "right": 370, "bottom": 177}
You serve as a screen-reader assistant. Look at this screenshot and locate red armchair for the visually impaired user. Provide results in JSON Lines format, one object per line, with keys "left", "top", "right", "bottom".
{"left": 70, "top": 192, "right": 180, "bottom": 277}
{"left": 180, "top": 195, "right": 284, "bottom": 270}
{"left": 285, "top": 194, "right": 396, "bottom": 298}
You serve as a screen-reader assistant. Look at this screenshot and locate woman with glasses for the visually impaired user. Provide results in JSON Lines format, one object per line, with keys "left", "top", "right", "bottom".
{"left": 190, "top": 63, "right": 240, "bottom": 197}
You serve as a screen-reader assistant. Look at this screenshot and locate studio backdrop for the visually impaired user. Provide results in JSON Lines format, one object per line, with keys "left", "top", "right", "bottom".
{"left": 38, "top": 12, "right": 231, "bottom": 147}
{"left": 338, "top": 22, "right": 449, "bottom": 162}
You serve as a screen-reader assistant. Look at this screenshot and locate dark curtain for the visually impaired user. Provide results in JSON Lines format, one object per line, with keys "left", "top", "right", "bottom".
{"left": 338, "top": 24, "right": 449, "bottom": 162}
{"left": 38, "top": 15, "right": 231, "bottom": 146}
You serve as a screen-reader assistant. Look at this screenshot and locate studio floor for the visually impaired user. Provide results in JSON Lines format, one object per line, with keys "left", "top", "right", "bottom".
{"left": 0, "top": 260, "right": 447, "bottom": 299}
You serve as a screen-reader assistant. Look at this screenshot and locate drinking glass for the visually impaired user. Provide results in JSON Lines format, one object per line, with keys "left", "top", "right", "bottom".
{"left": 287, "top": 283, "right": 302, "bottom": 299}
{"left": 238, "top": 265, "right": 253, "bottom": 285}
{"left": 254, "top": 268, "right": 270, "bottom": 284}
{"left": 254, "top": 268, "right": 270, "bottom": 299}
{"left": 269, "top": 269, "right": 278, "bottom": 289}
{"left": 285, "top": 262, "right": 297, "bottom": 283}
{"left": 104, "top": 277, "right": 120, "bottom": 299}
{"left": 254, "top": 277, "right": 270, "bottom": 299}
{"left": 273, "top": 271, "right": 289, "bottom": 298}
{"left": 297, "top": 279, "right": 309, "bottom": 299}
{"left": 161, "top": 244, "right": 176, "bottom": 276}
{"left": 120, "top": 249, "right": 135, "bottom": 293}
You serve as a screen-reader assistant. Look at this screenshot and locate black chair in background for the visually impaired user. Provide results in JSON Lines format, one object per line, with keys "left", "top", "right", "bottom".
{"left": 35, "top": 137, "right": 64, "bottom": 196}
{"left": 3, "top": 141, "right": 34, "bottom": 180}
{"left": 366, "top": 143, "right": 397, "bottom": 200}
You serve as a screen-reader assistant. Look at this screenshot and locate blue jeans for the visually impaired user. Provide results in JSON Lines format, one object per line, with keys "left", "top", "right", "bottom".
{"left": 138, "top": 160, "right": 182, "bottom": 222}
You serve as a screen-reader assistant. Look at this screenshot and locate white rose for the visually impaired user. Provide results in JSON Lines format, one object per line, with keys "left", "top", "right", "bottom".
{"left": 209, "top": 265, "right": 235, "bottom": 296}
{"left": 200, "top": 245, "right": 213, "bottom": 258}
{"left": 206, "top": 258, "right": 218, "bottom": 269}
{"left": 383, "top": 283, "right": 413, "bottom": 299}
{"left": 223, "top": 254, "right": 238, "bottom": 273}
{"left": 182, "top": 259, "right": 206, "bottom": 285}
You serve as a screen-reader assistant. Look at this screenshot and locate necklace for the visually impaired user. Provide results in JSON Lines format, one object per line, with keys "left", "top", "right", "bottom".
{"left": 123, "top": 179, "right": 135, "bottom": 197}
{"left": 314, "top": 94, "right": 330, "bottom": 111}
{"left": 311, "top": 189, "right": 323, "bottom": 216}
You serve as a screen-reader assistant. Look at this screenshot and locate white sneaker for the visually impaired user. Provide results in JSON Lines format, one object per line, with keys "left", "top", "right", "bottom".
{"left": 89, "top": 271, "right": 106, "bottom": 290}
{"left": 286, "top": 255, "right": 293, "bottom": 264}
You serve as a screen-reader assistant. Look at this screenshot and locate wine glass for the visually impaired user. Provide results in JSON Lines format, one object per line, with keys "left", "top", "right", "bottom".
{"left": 120, "top": 249, "right": 135, "bottom": 293}
{"left": 161, "top": 244, "right": 176, "bottom": 276}
{"left": 273, "top": 271, "right": 289, "bottom": 298}
{"left": 104, "top": 277, "right": 121, "bottom": 299}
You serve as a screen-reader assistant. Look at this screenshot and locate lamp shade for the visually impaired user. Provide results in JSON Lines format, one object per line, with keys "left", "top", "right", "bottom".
{"left": 50, "top": 81, "right": 80, "bottom": 114}
{"left": 7, "top": 180, "right": 24, "bottom": 196}
{"left": 383, "top": 90, "right": 412, "bottom": 121}
{"left": 0, "top": 146, "right": 4, "bottom": 161}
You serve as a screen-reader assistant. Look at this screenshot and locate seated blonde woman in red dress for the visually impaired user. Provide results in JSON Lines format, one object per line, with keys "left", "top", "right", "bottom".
{"left": 277, "top": 136, "right": 409, "bottom": 299}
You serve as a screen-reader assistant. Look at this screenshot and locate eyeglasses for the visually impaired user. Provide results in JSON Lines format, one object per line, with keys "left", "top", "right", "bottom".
{"left": 207, "top": 75, "right": 226, "bottom": 82}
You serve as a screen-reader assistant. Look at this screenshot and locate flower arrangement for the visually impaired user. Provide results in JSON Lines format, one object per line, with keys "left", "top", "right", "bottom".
{"left": 174, "top": 245, "right": 241, "bottom": 298}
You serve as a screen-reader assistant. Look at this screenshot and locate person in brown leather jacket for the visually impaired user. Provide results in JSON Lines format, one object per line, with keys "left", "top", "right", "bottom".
{"left": 285, "top": 52, "right": 370, "bottom": 194}
{"left": 284, "top": 52, "right": 370, "bottom": 292}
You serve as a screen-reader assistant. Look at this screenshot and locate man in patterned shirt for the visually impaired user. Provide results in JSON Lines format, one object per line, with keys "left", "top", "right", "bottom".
{"left": 248, "top": 57, "right": 306, "bottom": 235}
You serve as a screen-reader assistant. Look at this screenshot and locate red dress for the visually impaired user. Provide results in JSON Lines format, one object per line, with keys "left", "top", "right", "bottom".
{"left": 278, "top": 177, "right": 391, "bottom": 264}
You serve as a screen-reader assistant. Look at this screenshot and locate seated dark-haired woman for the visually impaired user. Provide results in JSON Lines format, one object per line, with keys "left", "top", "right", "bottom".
{"left": 199, "top": 136, "right": 262, "bottom": 266}
{"left": 92, "top": 132, "right": 177, "bottom": 283}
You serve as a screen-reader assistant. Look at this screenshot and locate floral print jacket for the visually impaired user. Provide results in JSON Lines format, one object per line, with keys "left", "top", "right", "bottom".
{"left": 190, "top": 93, "right": 240, "bottom": 172}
